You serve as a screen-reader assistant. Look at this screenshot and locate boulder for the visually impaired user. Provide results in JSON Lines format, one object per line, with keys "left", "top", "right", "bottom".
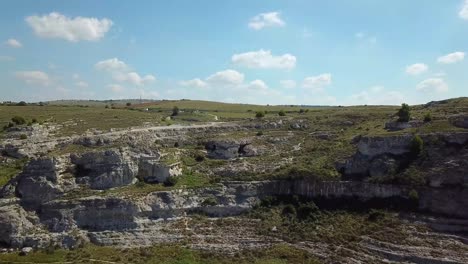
{"left": 368, "top": 156, "right": 398, "bottom": 178}
{"left": 70, "top": 150, "right": 137, "bottom": 190}
{"left": 16, "top": 158, "right": 64, "bottom": 205}
{"left": 239, "top": 144, "right": 258, "bottom": 157}
{"left": 0, "top": 205, "right": 34, "bottom": 248}
{"left": 384, "top": 120, "right": 423, "bottom": 131}
{"left": 20, "top": 247, "right": 33, "bottom": 255}
{"left": 205, "top": 140, "right": 241, "bottom": 160}
{"left": 138, "top": 158, "right": 181, "bottom": 184}
{"left": 449, "top": 114, "right": 468, "bottom": 129}
{"left": 357, "top": 135, "right": 413, "bottom": 157}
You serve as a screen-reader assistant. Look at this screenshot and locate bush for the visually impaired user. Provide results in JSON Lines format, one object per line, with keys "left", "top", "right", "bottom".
{"left": 19, "top": 134, "right": 27, "bottom": 140}
{"left": 299, "top": 109, "right": 305, "bottom": 114}
{"left": 256, "top": 131, "right": 264, "bottom": 136}
{"left": 126, "top": 102, "right": 132, "bottom": 107}
{"left": 408, "top": 189, "right": 419, "bottom": 201}
{"left": 399, "top": 166, "right": 426, "bottom": 186}
{"left": 32, "top": 118, "right": 38, "bottom": 123}
{"left": 164, "top": 176, "right": 178, "bottom": 187}
{"left": 282, "top": 204, "right": 296, "bottom": 217}
{"left": 11, "top": 116, "right": 26, "bottom": 125}
{"left": 397, "top": 103, "right": 411, "bottom": 122}
{"left": 194, "top": 154, "right": 205, "bottom": 162}
{"left": 297, "top": 202, "right": 319, "bottom": 220}
{"left": 278, "top": 110, "right": 286, "bottom": 116}
{"left": 368, "top": 209, "right": 386, "bottom": 222}
{"left": 8, "top": 122, "right": 14, "bottom": 128}
{"left": 255, "top": 111, "right": 265, "bottom": 118}
{"left": 423, "top": 112, "right": 432, "bottom": 123}
{"left": 17, "top": 101, "right": 27, "bottom": 106}
{"left": 105, "top": 105, "right": 109, "bottom": 109}
{"left": 201, "top": 197, "right": 217, "bottom": 206}
{"left": 172, "top": 106, "right": 180, "bottom": 116}
{"left": 410, "top": 135, "right": 423, "bottom": 156}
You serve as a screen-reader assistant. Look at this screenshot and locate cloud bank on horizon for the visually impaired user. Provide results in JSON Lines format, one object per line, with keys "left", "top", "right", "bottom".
{"left": 1, "top": 1, "right": 467, "bottom": 105}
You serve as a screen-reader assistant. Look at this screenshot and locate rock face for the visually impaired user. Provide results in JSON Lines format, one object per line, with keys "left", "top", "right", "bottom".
{"left": 0, "top": 203, "right": 34, "bottom": 248}
{"left": 71, "top": 150, "right": 137, "bottom": 190}
{"left": 138, "top": 157, "right": 181, "bottom": 184}
{"left": 449, "top": 114, "right": 468, "bottom": 129}
{"left": 384, "top": 120, "right": 423, "bottom": 131}
{"left": 16, "top": 157, "right": 66, "bottom": 206}
{"left": 205, "top": 140, "right": 258, "bottom": 159}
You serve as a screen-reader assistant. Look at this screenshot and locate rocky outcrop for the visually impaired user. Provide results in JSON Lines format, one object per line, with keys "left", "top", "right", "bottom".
{"left": 384, "top": 120, "right": 423, "bottom": 131}
{"left": 449, "top": 114, "right": 468, "bottom": 129}
{"left": 70, "top": 149, "right": 137, "bottom": 190}
{"left": 0, "top": 202, "right": 35, "bottom": 248}
{"left": 138, "top": 157, "right": 181, "bottom": 184}
{"left": 205, "top": 140, "right": 258, "bottom": 160}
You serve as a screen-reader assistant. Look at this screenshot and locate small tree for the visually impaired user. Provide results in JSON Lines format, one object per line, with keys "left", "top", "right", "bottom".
{"left": 299, "top": 109, "right": 305, "bottom": 114}
{"left": 410, "top": 135, "right": 423, "bottom": 156}
{"left": 255, "top": 111, "right": 265, "bottom": 118}
{"left": 172, "top": 106, "right": 180, "bottom": 116}
{"left": 423, "top": 112, "right": 432, "bottom": 123}
{"left": 126, "top": 102, "right": 132, "bottom": 107}
{"left": 11, "top": 116, "right": 26, "bottom": 125}
{"left": 278, "top": 110, "right": 286, "bottom": 116}
{"left": 397, "top": 103, "right": 411, "bottom": 122}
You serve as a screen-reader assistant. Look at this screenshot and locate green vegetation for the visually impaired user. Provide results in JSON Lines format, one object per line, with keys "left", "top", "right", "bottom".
{"left": 172, "top": 106, "right": 180, "bottom": 116}
{"left": 278, "top": 110, "right": 286, "bottom": 116}
{"left": 423, "top": 112, "right": 432, "bottom": 122}
{"left": 0, "top": 243, "right": 319, "bottom": 264}
{"left": 397, "top": 103, "right": 411, "bottom": 122}
{"left": 255, "top": 111, "right": 265, "bottom": 118}
{"left": 0, "top": 158, "right": 27, "bottom": 187}
{"left": 410, "top": 135, "right": 424, "bottom": 157}
{"left": 11, "top": 115, "right": 26, "bottom": 125}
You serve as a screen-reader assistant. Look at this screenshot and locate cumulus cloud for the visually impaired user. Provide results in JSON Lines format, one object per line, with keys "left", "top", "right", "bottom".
{"left": 460, "top": 0, "right": 468, "bottom": 19}
{"left": 179, "top": 78, "right": 207, "bottom": 88}
{"left": 437, "top": 52, "right": 465, "bottom": 64}
{"left": 405, "top": 63, "right": 428, "bottom": 75}
{"left": 206, "top": 69, "right": 244, "bottom": 85}
{"left": 95, "top": 58, "right": 129, "bottom": 72}
{"left": 248, "top": 12, "right": 285, "bottom": 30}
{"left": 108, "top": 84, "right": 124, "bottom": 93}
{"left": 15, "top": 71, "right": 51, "bottom": 86}
{"left": 232, "top": 50, "right": 296, "bottom": 70}
{"left": 280, "top": 80, "right": 296, "bottom": 89}
{"left": 75, "top": 81, "right": 88, "bottom": 88}
{"left": 95, "top": 58, "right": 155, "bottom": 86}
{"left": 416, "top": 78, "right": 448, "bottom": 93}
{"left": 114, "top": 72, "right": 156, "bottom": 86}
{"left": 5, "top": 38, "right": 22, "bottom": 48}
{"left": 247, "top": 79, "right": 268, "bottom": 90}
{"left": 302, "top": 73, "right": 332, "bottom": 91}
{"left": 26, "top": 12, "right": 113, "bottom": 42}
{"left": 349, "top": 86, "right": 404, "bottom": 105}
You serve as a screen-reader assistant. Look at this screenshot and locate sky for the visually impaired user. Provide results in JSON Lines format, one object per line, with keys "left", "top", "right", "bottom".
{"left": 1, "top": 0, "right": 468, "bottom": 105}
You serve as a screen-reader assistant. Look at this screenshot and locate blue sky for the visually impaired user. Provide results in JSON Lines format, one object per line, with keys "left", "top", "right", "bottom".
{"left": 1, "top": 0, "right": 468, "bottom": 105}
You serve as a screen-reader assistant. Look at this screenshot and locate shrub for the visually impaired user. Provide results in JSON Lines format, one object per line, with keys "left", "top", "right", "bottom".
{"left": 172, "top": 106, "right": 180, "bottom": 116}
{"left": 255, "top": 111, "right": 265, "bottom": 118}
{"left": 297, "top": 202, "right": 319, "bottom": 220}
{"left": 194, "top": 154, "right": 205, "bottom": 162}
{"left": 164, "top": 176, "right": 178, "bottom": 187}
{"left": 105, "top": 105, "right": 109, "bottom": 109}
{"left": 11, "top": 116, "right": 26, "bottom": 125}
{"left": 282, "top": 204, "right": 296, "bottom": 217}
{"left": 368, "top": 209, "right": 386, "bottom": 222}
{"left": 17, "top": 101, "right": 27, "bottom": 106}
{"left": 299, "top": 109, "right": 305, "bottom": 114}
{"left": 19, "top": 134, "right": 27, "bottom": 140}
{"left": 201, "top": 197, "right": 217, "bottom": 206}
{"left": 408, "top": 189, "right": 419, "bottom": 201}
{"left": 410, "top": 135, "right": 423, "bottom": 156}
{"left": 256, "top": 131, "right": 264, "bottom": 136}
{"left": 32, "top": 118, "right": 38, "bottom": 123}
{"left": 278, "top": 110, "right": 286, "bottom": 116}
{"left": 126, "top": 102, "right": 132, "bottom": 107}
{"left": 8, "top": 122, "right": 14, "bottom": 128}
{"left": 397, "top": 103, "right": 411, "bottom": 122}
{"left": 399, "top": 166, "right": 426, "bottom": 186}
{"left": 423, "top": 112, "right": 432, "bottom": 123}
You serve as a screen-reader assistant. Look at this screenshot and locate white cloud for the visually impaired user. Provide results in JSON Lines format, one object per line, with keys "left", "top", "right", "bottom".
{"left": 113, "top": 72, "right": 156, "bottom": 86}
{"left": 459, "top": 0, "right": 468, "bottom": 19}
{"left": 280, "top": 80, "right": 296, "bottom": 89}
{"left": 0, "top": 56, "right": 15, "bottom": 61}
{"left": 108, "top": 84, "right": 124, "bottom": 93}
{"left": 179, "top": 78, "right": 207, "bottom": 88}
{"left": 405, "top": 63, "right": 428, "bottom": 75}
{"left": 95, "top": 58, "right": 155, "bottom": 86}
{"left": 302, "top": 73, "right": 332, "bottom": 91}
{"left": 355, "top": 32, "right": 377, "bottom": 44}
{"left": 416, "top": 78, "right": 448, "bottom": 93}
{"left": 95, "top": 58, "right": 129, "bottom": 72}
{"left": 349, "top": 86, "right": 404, "bottom": 105}
{"left": 206, "top": 69, "right": 244, "bottom": 85}
{"left": 26, "top": 12, "right": 113, "bottom": 42}
{"left": 15, "top": 71, "right": 50, "bottom": 86}
{"left": 248, "top": 12, "right": 285, "bottom": 30}
{"left": 437, "top": 52, "right": 465, "bottom": 64}
{"left": 232, "top": 50, "right": 296, "bottom": 70}
{"left": 247, "top": 79, "right": 268, "bottom": 90}
{"left": 5, "top": 38, "right": 22, "bottom": 48}
{"left": 75, "top": 81, "right": 88, "bottom": 88}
